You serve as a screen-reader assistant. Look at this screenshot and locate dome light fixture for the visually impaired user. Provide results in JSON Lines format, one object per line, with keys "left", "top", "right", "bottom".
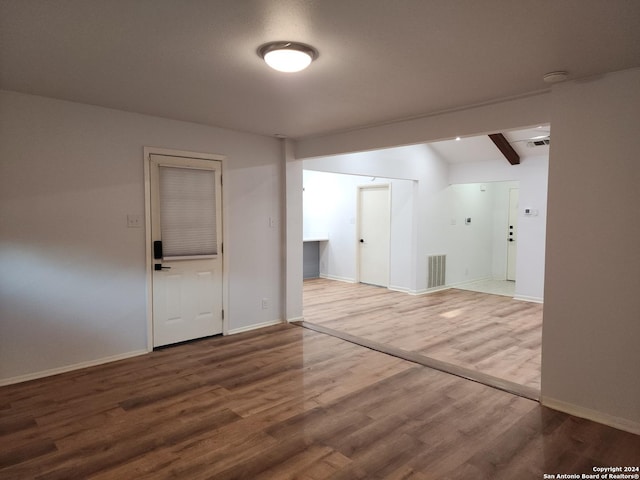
{"left": 258, "top": 41, "right": 318, "bottom": 73}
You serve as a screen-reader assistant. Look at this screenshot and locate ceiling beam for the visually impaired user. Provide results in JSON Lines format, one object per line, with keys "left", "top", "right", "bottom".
{"left": 488, "top": 133, "right": 520, "bottom": 165}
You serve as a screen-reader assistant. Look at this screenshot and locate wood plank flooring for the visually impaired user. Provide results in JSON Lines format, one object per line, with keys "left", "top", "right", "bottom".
{"left": 303, "top": 278, "right": 543, "bottom": 389}
{"left": 2, "top": 323, "right": 639, "bottom": 479}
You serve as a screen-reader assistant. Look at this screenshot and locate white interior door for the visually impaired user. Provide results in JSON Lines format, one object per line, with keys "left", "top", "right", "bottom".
{"left": 149, "top": 154, "right": 223, "bottom": 347}
{"left": 358, "top": 185, "right": 390, "bottom": 287}
{"left": 507, "top": 188, "right": 519, "bottom": 281}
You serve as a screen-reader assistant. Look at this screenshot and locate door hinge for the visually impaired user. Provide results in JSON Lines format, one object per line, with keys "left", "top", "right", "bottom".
{"left": 220, "top": 174, "right": 222, "bottom": 186}
{"left": 221, "top": 309, "right": 224, "bottom": 320}
{"left": 221, "top": 243, "right": 224, "bottom": 254}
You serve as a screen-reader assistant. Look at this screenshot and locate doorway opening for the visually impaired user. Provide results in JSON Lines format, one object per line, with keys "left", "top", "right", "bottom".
{"left": 300, "top": 126, "right": 548, "bottom": 397}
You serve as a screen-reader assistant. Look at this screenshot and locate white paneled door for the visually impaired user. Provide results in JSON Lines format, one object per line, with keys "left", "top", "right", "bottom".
{"left": 358, "top": 185, "right": 390, "bottom": 287}
{"left": 149, "top": 154, "right": 223, "bottom": 347}
{"left": 507, "top": 188, "right": 519, "bottom": 282}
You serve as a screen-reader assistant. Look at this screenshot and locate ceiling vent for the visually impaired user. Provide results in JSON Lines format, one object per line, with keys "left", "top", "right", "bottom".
{"left": 526, "top": 138, "right": 550, "bottom": 148}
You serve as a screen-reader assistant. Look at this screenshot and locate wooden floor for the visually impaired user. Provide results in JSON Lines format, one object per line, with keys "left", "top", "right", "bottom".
{"left": 303, "top": 278, "right": 543, "bottom": 389}
{"left": 1, "top": 324, "right": 638, "bottom": 479}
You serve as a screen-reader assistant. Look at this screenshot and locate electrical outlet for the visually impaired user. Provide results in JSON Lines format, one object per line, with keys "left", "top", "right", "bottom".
{"left": 261, "top": 298, "right": 268, "bottom": 310}
{"left": 127, "top": 214, "right": 142, "bottom": 228}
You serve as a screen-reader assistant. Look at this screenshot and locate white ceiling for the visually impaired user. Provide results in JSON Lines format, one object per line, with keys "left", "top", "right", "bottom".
{"left": 431, "top": 126, "right": 550, "bottom": 164}
{"left": 1, "top": 1, "right": 639, "bottom": 139}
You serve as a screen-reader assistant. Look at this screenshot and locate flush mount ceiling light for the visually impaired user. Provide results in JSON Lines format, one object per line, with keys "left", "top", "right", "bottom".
{"left": 258, "top": 41, "right": 318, "bottom": 73}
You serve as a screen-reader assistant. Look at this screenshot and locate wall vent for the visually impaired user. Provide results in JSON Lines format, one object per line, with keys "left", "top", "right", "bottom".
{"left": 427, "top": 254, "right": 446, "bottom": 288}
{"left": 526, "top": 138, "right": 550, "bottom": 147}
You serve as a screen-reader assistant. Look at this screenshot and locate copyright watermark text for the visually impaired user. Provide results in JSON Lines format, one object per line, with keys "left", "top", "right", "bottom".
{"left": 543, "top": 467, "right": 639, "bottom": 479}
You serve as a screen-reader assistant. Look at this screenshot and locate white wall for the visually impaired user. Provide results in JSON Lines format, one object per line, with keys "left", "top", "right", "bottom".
{"left": 304, "top": 143, "right": 449, "bottom": 293}
{"left": 542, "top": 68, "right": 640, "bottom": 431}
{"left": 296, "top": 92, "right": 551, "bottom": 159}
{"left": 304, "top": 146, "right": 547, "bottom": 299}
{"left": 449, "top": 156, "right": 549, "bottom": 301}
{"left": 445, "top": 181, "right": 520, "bottom": 285}
{"left": 295, "top": 67, "right": 640, "bottom": 432}
{"left": 285, "top": 139, "right": 304, "bottom": 321}
{"left": 303, "top": 170, "right": 415, "bottom": 291}
{"left": 0, "top": 91, "right": 283, "bottom": 383}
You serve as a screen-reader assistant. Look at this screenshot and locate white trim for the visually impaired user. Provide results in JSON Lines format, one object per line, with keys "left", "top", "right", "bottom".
{"left": 144, "top": 146, "right": 224, "bottom": 162}
{"left": 287, "top": 316, "right": 305, "bottom": 323}
{"left": 0, "top": 350, "right": 148, "bottom": 387}
{"left": 389, "top": 286, "right": 450, "bottom": 296}
{"left": 143, "top": 146, "right": 228, "bottom": 345}
{"left": 388, "top": 285, "right": 413, "bottom": 294}
{"left": 227, "top": 319, "right": 285, "bottom": 335}
{"left": 541, "top": 396, "right": 640, "bottom": 436}
{"left": 319, "top": 273, "right": 356, "bottom": 283}
{"left": 514, "top": 294, "right": 544, "bottom": 304}
{"left": 447, "top": 276, "right": 493, "bottom": 288}
{"left": 388, "top": 285, "right": 431, "bottom": 295}
{"left": 143, "top": 150, "right": 153, "bottom": 351}
{"left": 420, "top": 285, "right": 451, "bottom": 295}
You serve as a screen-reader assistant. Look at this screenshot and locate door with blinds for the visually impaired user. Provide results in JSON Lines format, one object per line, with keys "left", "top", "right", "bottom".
{"left": 149, "top": 154, "right": 223, "bottom": 347}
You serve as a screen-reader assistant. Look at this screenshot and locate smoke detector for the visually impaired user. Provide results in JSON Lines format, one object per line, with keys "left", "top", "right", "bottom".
{"left": 543, "top": 71, "right": 569, "bottom": 83}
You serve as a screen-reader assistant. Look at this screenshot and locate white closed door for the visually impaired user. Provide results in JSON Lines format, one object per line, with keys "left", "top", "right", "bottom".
{"left": 358, "top": 185, "right": 390, "bottom": 287}
{"left": 507, "top": 188, "right": 519, "bottom": 281}
{"left": 149, "top": 154, "right": 223, "bottom": 347}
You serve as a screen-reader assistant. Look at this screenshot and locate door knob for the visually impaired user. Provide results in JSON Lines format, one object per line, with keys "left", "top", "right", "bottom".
{"left": 360, "top": 239, "right": 364, "bottom": 243}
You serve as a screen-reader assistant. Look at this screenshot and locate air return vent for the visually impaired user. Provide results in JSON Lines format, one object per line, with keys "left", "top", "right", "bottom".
{"left": 427, "top": 255, "right": 446, "bottom": 288}
{"left": 527, "top": 138, "right": 550, "bottom": 147}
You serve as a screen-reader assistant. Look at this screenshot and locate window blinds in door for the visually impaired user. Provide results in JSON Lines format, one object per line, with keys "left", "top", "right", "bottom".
{"left": 159, "top": 166, "right": 218, "bottom": 258}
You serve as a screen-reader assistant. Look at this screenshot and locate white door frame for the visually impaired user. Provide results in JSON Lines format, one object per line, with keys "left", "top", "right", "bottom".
{"left": 143, "top": 146, "right": 228, "bottom": 352}
{"left": 356, "top": 183, "right": 391, "bottom": 286}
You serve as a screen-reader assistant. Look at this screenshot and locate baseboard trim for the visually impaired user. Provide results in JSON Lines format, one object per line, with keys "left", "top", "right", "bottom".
{"left": 541, "top": 396, "right": 640, "bottom": 435}
{"left": 296, "top": 321, "right": 540, "bottom": 402}
{"left": 227, "top": 319, "right": 285, "bottom": 335}
{"left": 286, "top": 316, "right": 304, "bottom": 323}
{"left": 420, "top": 286, "right": 451, "bottom": 295}
{"left": 319, "top": 274, "right": 355, "bottom": 283}
{"left": 448, "top": 276, "right": 493, "bottom": 288}
{"left": 0, "top": 349, "right": 148, "bottom": 387}
{"left": 412, "top": 286, "right": 454, "bottom": 296}
{"left": 513, "top": 295, "right": 544, "bottom": 303}
{"left": 388, "top": 285, "right": 414, "bottom": 295}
